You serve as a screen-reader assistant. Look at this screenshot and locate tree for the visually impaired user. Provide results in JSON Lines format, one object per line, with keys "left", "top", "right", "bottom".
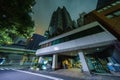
{"left": 0, "top": 0, "right": 35, "bottom": 45}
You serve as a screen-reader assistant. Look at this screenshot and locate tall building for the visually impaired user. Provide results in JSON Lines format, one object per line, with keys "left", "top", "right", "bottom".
{"left": 47, "top": 6, "right": 74, "bottom": 38}
{"left": 77, "top": 12, "right": 86, "bottom": 27}
{"left": 36, "top": 0, "right": 120, "bottom": 75}
{"left": 36, "top": 21, "right": 118, "bottom": 73}
{"left": 26, "top": 34, "right": 46, "bottom": 50}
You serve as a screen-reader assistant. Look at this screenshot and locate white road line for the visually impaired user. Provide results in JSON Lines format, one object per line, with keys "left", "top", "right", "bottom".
{"left": 5, "top": 68, "right": 9, "bottom": 70}
{"left": 0, "top": 68, "right": 4, "bottom": 70}
{"left": 13, "top": 69, "right": 64, "bottom": 80}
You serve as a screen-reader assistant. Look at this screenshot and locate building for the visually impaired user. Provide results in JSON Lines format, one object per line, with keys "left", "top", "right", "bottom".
{"left": 36, "top": 21, "right": 119, "bottom": 73}
{"left": 0, "top": 37, "right": 36, "bottom": 66}
{"left": 46, "top": 6, "right": 74, "bottom": 38}
{"left": 26, "top": 34, "right": 46, "bottom": 50}
{"left": 36, "top": 0, "right": 120, "bottom": 74}
{"left": 94, "top": 0, "right": 120, "bottom": 41}
{"left": 77, "top": 12, "right": 86, "bottom": 27}
{"left": 84, "top": 0, "right": 120, "bottom": 40}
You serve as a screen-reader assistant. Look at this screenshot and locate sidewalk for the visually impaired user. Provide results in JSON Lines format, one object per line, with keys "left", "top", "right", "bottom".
{"left": 49, "top": 68, "right": 120, "bottom": 80}
{"left": 50, "top": 68, "right": 85, "bottom": 78}
{"left": 23, "top": 67, "right": 120, "bottom": 80}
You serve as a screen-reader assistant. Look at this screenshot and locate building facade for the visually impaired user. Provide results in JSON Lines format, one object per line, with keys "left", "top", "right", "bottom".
{"left": 26, "top": 34, "right": 46, "bottom": 50}
{"left": 36, "top": 21, "right": 119, "bottom": 74}
{"left": 45, "top": 6, "right": 75, "bottom": 38}
{"left": 36, "top": 0, "right": 120, "bottom": 74}
{"left": 84, "top": 0, "right": 120, "bottom": 40}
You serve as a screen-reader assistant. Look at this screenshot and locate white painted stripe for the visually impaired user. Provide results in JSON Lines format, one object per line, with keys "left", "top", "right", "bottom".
{"left": 13, "top": 69, "right": 64, "bottom": 80}
{"left": 0, "top": 68, "right": 4, "bottom": 70}
{"left": 5, "top": 68, "right": 9, "bottom": 70}
{"left": 11, "top": 68, "right": 15, "bottom": 70}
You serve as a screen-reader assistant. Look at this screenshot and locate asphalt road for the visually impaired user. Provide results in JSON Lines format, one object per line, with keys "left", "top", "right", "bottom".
{"left": 0, "top": 68, "right": 63, "bottom": 80}
{"left": 1, "top": 68, "right": 120, "bottom": 80}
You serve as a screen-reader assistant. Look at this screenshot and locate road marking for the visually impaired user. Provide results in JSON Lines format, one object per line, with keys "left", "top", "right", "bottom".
{"left": 5, "top": 68, "right": 9, "bottom": 70}
{"left": 0, "top": 68, "right": 4, "bottom": 70}
{"left": 13, "top": 69, "right": 64, "bottom": 80}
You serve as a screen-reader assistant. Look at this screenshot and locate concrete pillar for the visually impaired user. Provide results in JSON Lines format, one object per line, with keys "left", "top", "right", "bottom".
{"left": 52, "top": 54, "right": 58, "bottom": 70}
{"left": 35, "top": 56, "right": 43, "bottom": 71}
{"left": 78, "top": 51, "right": 90, "bottom": 74}
{"left": 20, "top": 55, "right": 28, "bottom": 65}
{"left": 38, "top": 56, "right": 43, "bottom": 64}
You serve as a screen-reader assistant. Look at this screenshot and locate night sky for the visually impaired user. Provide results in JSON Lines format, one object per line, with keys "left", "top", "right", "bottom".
{"left": 32, "top": 0, "right": 98, "bottom": 36}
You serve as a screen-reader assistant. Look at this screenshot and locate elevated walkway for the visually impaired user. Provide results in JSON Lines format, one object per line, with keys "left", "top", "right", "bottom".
{"left": 0, "top": 46, "right": 36, "bottom": 54}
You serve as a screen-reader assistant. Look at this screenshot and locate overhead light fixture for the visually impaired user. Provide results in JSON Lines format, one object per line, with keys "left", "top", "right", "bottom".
{"left": 54, "top": 47, "right": 59, "bottom": 50}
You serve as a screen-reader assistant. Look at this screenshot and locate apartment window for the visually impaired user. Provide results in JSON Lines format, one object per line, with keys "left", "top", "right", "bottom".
{"left": 113, "top": 10, "right": 120, "bottom": 16}
{"left": 97, "top": 9, "right": 104, "bottom": 13}
{"left": 70, "top": 25, "right": 104, "bottom": 40}
{"left": 107, "top": 6, "right": 112, "bottom": 8}
{"left": 106, "top": 10, "right": 120, "bottom": 19}
{"left": 103, "top": 7, "right": 108, "bottom": 10}
{"left": 111, "top": 3, "right": 117, "bottom": 6}
{"left": 106, "top": 15, "right": 114, "bottom": 18}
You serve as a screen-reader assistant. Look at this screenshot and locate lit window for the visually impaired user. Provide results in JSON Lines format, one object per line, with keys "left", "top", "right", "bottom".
{"left": 106, "top": 15, "right": 114, "bottom": 19}
{"left": 113, "top": 11, "right": 120, "bottom": 16}
{"left": 103, "top": 7, "right": 108, "bottom": 10}
{"left": 107, "top": 5, "right": 111, "bottom": 8}
{"left": 97, "top": 9, "right": 103, "bottom": 13}
{"left": 111, "top": 3, "right": 117, "bottom": 6}
{"left": 116, "top": 1, "right": 120, "bottom": 4}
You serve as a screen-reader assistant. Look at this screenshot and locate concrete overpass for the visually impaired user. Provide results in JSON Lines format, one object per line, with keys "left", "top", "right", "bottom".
{"left": 0, "top": 46, "right": 36, "bottom": 55}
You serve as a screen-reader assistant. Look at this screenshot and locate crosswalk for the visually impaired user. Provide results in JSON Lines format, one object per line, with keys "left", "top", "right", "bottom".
{"left": 0, "top": 68, "right": 20, "bottom": 71}
{"left": 0, "top": 68, "right": 14, "bottom": 70}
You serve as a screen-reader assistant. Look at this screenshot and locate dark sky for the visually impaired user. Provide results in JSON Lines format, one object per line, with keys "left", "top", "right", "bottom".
{"left": 32, "top": 0, "right": 98, "bottom": 35}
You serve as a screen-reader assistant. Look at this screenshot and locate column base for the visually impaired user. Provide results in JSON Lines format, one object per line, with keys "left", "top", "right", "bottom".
{"left": 83, "top": 71, "right": 91, "bottom": 76}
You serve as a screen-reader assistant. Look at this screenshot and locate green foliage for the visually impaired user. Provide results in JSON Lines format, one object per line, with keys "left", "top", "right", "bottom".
{"left": 0, "top": 0, "right": 36, "bottom": 45}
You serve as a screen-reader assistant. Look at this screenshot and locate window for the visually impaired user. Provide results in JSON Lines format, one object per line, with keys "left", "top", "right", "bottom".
{"left": 113, "top": 11, "right": 120, "bottom": 16}
{"left": 39, "top": 25, "right": 104, "bottom": 49}
{"left": 111, "top": 3, "right": 117, "bottom": 6}
{"left": 106, "top": 10, "right": 120, "bottom": 19}
{"left": 103, "top": 7, "right": 108, "bottom": 10}
{"left": 116, "top": 1, "right": 120, "bottom": 4}
{"left": 97, "top": 9, "right": 103, "bottom": 13}
{"left": 107, "top": 6, "right": 112, "bottom": 8}
{"left": 106, "top": 15, "right": 114, "bottom": 19}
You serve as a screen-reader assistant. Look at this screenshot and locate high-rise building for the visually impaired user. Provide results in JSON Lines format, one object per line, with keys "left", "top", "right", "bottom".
{"left": 36, "top": 0, "right": 120, "bottom": 75}
{"left": 77, "top": 12, "right": 86, "bottom": 27}
{"left": 26, "top": 34, "right": 46, "bottom": 50}
{"left": 36, "top": 21, "right": 118, "bottom": 72}
{"left": 47, "top": 6, "right": 74, "bottom": 38}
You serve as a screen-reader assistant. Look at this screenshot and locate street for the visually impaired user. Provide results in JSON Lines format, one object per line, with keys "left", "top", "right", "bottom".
{"left": 0, "top": 68, "right": 63, "bottom": 80}
{"left": 1, "top": 68, "right": 120, "bottom": 80}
